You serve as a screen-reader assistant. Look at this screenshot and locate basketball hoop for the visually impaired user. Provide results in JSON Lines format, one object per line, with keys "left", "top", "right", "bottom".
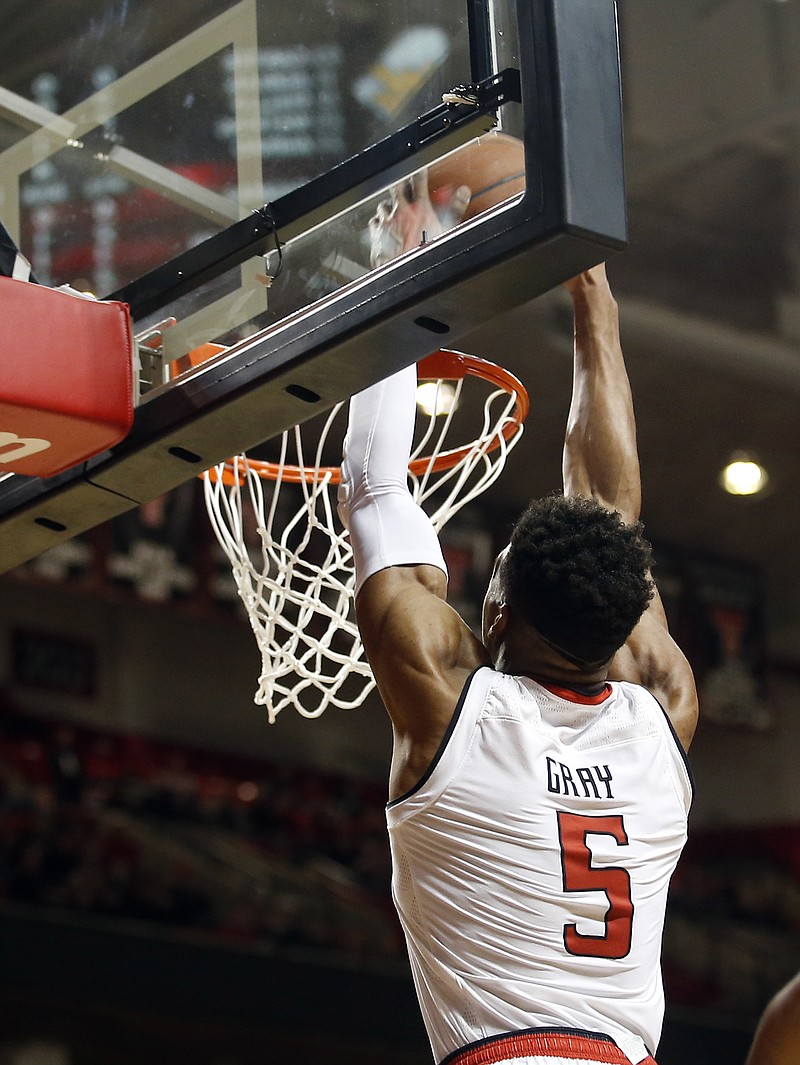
{"left": 202, "top": 349, "right": 529, "bottom": 722}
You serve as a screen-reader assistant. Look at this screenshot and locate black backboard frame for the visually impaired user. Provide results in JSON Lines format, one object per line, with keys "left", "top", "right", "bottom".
{"left": 0, "top": 0, "right": 626, "bottom": 573}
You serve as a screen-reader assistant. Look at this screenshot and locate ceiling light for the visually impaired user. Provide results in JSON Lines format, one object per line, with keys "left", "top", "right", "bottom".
{"left": 720, "top": 454, "right": 769, "bottom": 496}
{"left": 416, "top": 380, "right": 458, "bottom": 417}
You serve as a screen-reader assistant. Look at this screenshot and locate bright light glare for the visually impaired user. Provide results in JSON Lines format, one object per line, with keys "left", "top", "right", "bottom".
{"left": 721, "top": 459, "right": 768, "bottom": 496}
{"left": 237, "top": 781, "right": 259, "bottom": 803}
{"left": 416, "top": 381, "right": 458, "bottom": 417}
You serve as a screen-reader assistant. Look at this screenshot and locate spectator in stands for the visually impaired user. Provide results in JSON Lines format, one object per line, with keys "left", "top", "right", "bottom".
{"left": 49, "top": 726, "right": 84, "bottom": 806}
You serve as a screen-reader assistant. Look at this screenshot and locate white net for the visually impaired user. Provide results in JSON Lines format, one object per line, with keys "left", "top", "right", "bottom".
{"left": 203, "top": 354, "right": 527, "bottom": 722}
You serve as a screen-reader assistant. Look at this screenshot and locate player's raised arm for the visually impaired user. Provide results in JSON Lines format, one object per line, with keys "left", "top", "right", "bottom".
{"left": 562, "top": 265, "right": 640, "bottom": 523}
{"left": 338, "top": 173, "right": 486, "bottom": 799}
{"left": 562, "top": 265, "right": 698, "bottom": 749}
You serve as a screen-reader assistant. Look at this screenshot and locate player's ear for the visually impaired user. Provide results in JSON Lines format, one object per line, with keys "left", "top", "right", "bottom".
{"left": 487, "top": 598, "right": 509, "bottom": 638}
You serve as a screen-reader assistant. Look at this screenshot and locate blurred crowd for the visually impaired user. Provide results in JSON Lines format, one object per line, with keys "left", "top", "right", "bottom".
{"left": 663, "top": 823, "right": 800, "bottom": 1015}
{"left": 0, "top": 693, "right": 400, "bottom": 959}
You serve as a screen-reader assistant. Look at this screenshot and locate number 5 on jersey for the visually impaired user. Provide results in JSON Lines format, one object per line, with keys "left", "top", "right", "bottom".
{"left": 557, "top": 812, "right": 633, "bottom": 959}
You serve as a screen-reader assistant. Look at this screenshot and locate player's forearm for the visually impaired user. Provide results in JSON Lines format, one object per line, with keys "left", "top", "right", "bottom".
{"left": 562, "top": 270, "right": 641, "bottom": 524}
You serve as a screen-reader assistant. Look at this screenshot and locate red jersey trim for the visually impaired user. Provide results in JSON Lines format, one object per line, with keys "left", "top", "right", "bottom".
{"left": 529, "top": 677, "right": 613, "bottom": 705}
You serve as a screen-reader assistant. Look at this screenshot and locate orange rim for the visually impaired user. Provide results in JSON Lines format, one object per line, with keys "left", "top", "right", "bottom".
{"left": 209, "top": 349, "right": 529, "bottom": 486}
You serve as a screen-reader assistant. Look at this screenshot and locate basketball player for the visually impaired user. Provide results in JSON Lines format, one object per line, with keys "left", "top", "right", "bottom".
{"left": 745, "top": 972, "right": 800, "bottom": 1065}
{"left": 337, "top": 172, "right": 698, "bottom": 1065}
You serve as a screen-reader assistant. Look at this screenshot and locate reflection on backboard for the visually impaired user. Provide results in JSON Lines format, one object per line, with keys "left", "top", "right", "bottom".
{"left": 0, "top": 0, "right": 626, "bottom": 571}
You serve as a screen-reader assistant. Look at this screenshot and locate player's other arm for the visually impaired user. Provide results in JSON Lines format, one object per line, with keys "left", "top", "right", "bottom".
{"left": 745, "top": 972, "right": 800, "bottom": 1065}
{"left": 561, "top": 266, "right": 698, "bottom": 750}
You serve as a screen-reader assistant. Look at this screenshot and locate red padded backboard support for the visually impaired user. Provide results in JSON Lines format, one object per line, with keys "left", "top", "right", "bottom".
{"left": 0, "top": 277, "right": 134, "bottom": 478}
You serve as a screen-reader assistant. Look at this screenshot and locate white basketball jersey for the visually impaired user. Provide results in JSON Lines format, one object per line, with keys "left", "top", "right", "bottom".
{"left": 386, "top": 667, "right": 693, "bottom": 1065}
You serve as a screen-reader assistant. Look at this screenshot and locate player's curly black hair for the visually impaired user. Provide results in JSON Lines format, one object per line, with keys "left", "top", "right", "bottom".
{"left": 504, "top": 494, "right": 655, "bottom": 665}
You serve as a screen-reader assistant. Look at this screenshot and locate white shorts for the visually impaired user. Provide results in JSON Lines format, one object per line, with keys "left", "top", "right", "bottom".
{"left": 440, "top": 1029, "right": 658, "bottom": 1065}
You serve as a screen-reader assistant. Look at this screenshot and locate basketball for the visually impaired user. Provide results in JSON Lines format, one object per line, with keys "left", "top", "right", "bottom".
{"left": 427, "top": 131, "right": 526, "bottom": 220}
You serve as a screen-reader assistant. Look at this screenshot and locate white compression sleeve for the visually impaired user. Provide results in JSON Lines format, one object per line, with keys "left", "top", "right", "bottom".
{"left": 337, "top": 363, "right": 447, "bottom": 597}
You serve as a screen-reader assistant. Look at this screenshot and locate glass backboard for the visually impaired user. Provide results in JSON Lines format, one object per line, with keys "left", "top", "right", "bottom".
{"left": 0, "top": 0, "right": 626, "bottom": 570}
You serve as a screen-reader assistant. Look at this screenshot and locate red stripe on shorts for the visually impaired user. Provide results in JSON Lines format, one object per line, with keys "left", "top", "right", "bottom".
{"left": 444, "top": 1030, "right": 658, "bottom": 1065}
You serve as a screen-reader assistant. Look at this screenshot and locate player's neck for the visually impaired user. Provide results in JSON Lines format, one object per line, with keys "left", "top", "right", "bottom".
{"left": 506, "top": 657, "right": 609, "bottom": 689}
{"left": 494, "top": 631, "right": 609, "bottom": 688}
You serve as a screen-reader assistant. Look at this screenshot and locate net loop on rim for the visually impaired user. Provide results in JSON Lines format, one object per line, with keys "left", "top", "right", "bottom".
{"left": 202, "top": 348, "right": 529, "bottom": 722}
